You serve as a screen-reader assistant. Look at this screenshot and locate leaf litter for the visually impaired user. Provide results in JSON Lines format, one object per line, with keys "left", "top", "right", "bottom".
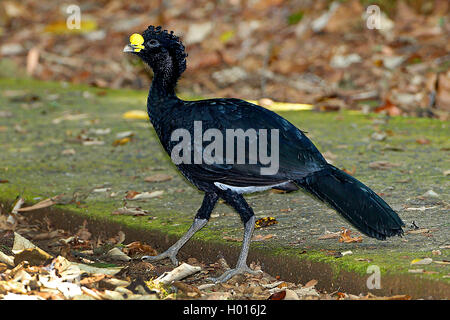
{"left": 0, "top": 211, "right": 416, "bottom": 300}
{"left": 1, "top": 0, "right": 448, "bottom": 120}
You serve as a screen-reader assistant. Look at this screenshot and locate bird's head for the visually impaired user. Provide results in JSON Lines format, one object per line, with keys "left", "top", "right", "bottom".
{"left": 124, "top": 26, "right": 187, "bottom": 77}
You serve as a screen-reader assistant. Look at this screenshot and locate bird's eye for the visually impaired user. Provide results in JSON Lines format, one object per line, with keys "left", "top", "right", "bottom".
{"left": 147, "top": 39, "right": 159, "bottom": 46}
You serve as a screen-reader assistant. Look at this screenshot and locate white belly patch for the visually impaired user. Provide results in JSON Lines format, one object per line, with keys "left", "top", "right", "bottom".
{"left": 214, "top": 181, "right": 290, "bottom": 194}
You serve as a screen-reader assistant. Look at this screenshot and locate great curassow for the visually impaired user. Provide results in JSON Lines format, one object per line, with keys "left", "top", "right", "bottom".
{"left": 123, "top": 26, "right": 404, "bottom": 283}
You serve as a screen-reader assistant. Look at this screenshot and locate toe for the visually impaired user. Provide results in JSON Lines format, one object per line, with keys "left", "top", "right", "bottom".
{"left": 246, "top": 268, "right": 263, "bottom": 276}
{"left": 207, "top": 266, "right": 261, "bottom": 283}
{"left": 169, "top": 255, "right": 179, "bottom": 266}
{"left": 142, "top": 254, "right": 163, "bottom": 261}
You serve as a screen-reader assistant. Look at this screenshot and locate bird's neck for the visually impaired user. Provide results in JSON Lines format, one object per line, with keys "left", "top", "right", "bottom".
{"left": 147, "top": 57, "right": 184, "bottom": 128}
{"left": 148, "top": 56, "right": 181, "bottom": 104}
{"left": 149, "top": 70, "right": 177, "bottom": 100}
{"left": 147, "top": 66, "right": 181, "bottom": 126}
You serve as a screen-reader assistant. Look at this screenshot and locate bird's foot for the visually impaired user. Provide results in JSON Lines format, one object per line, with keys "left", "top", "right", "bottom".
{"left": 208, "top": 265, "right": 262, "bottom": 283}
{"left": 142, "top": 248, "right": 179, "bottom": 266}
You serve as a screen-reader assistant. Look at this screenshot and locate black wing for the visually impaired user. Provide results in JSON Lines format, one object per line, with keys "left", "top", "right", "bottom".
{"left": 157, "top": 98, "right": 328, "bottom": 188}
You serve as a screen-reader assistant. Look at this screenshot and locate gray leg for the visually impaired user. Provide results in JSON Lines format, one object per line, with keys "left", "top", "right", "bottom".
{"left": 208, "top": 191, "right": 262, "bottom": 283}
{"left": 142, "top": 192, "right": 218, "bottom": 265}
{"left": 142, "top": 218, "right": 207, "bottom": 265}
{"left": 236, "top": 215, "right": 256, "bottom": 269}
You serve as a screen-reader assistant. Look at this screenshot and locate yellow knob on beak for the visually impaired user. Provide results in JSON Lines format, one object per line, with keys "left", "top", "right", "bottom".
{"left": 130, "top": 33, "right": 144, "bottom": 46}
{"left": 124, "top": 33, "right": 145, "bottom": 53}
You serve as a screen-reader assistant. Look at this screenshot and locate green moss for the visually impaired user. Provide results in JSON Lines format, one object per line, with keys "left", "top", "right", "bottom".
{"left": 90, "top": 262, "right": 119, "bottom": 268}
{"left": 259, "top": 245, "right": 450, "bottom": 283}
{"left": 287, "top": 11, "right": 304, "bottom": 25}
{"left": 1, "top": 78, "right": 448, "bottom": 289}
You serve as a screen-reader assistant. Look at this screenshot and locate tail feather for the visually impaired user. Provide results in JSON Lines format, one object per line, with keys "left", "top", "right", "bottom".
{"left": 296, "top": 165, "right": 404, "bottom": 240}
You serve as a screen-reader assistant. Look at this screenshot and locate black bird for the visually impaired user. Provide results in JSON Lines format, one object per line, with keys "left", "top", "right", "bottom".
{"left": 124, "top": 26, "right": 404, "bottom": 283}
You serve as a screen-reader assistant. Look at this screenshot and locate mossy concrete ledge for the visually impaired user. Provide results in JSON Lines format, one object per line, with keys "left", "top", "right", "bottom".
{"left": 0, "top": 78, "right": 449, "bottom": 298}
{"left": 13, "top": 205, "right": 450, "bottom": 299}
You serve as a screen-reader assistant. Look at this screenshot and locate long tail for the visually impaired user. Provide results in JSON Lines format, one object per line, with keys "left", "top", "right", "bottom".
{"left": 296, "top": 165, "right": 404, "bottom": 240}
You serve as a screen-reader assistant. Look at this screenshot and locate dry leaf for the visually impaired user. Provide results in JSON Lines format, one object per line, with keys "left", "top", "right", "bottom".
{"left": 0, "top": 263, "right": 7, "bottom": 273}
{"left": 433, "top": 260, "right": 450, "bottom": 265}
{"left": 318, "top": 231, "right": 340, "bottom": 240}
{"left": 80, "top": 274, "right": 107, "bottom": 286}
{"left": 52, "top": 113, "right": 89, "bottom": 124}
{"left": 125, "top": 190, "right": 164, "bottom": 200}
{"left": 337, "top": 292, "right": 347, "bottom": 299}
{"left": 14, "top": 248, "right": 53, "bottom": 266}
{"left": 369, "top": 161, "right": 400, "bottom": 170}
{"left": 112, "top": 137, "right": 131, "bottom": 146}
{"left": 410, "top": 258, "right": 432, "bottom": 265}
{"left": 222, "top": 236, "right": 242, "bottom": 242}
{"left": 374, "top": 99, "right": 402, "bottom": 116}
{"left": 408, "top": 269, "right": 424, "bottom": 273}
{"left": 368, "top": 293, "right": 411, "bottom": 300}
{"left": 406, "top": 228, "right": 430, "bottom": 234}
{"left": 172, "top": 281, "right": 202, "bottom": 298}
{"left": 155, "top": 263, "right": 201, "bottom": 285}
{"left": 11, "top": 198, "right": 24, "bottom": 214}
{"left": 76, "top": 221, "right": 91, "bottom": 241}
{"left": 124, "top": 241, "right": 158, "bottom": 257}
{"left": 112, "top": 206, "right": 151, "bottom": 216}
{"left": 122, "top": 110, "right": 149, "bottom": 120}
{"left": 106, "top": 247, "right": 131, "bottom": 262}
{"left": 255, "top": 217, "right": 278, "bottom": 229}
{"left": 0, "top": 251, "right": 15, "bottom": 267}
{"left": 125, "top": 191, "right": 140, "bottom": 200}
{"left": 268, "top": 290, "right": 286, "bottom": 300}
{"left": 322, "top": 151, "right": 337, "bottom": 162}
{"left": 144, "top": 174, "right": 172, "bottom": 183}
{"left": 416, "top": 138, "right": 431, "bottom": 145}
{"left": 342, "top": 166, "right": 356, "bottom": 175}
{"left": 116, "top": 131, "right": 134, "bottom": 139}
{"left": 31, "top": 230, "right": 63, "bottom": 240}
{"left": 109, "top": 231, "right": 126, "bottom": 245}
{"left": 253, "top": 234, "right": 275, "bottom": 241}
{"left": 304, "top": 279, "right": 318, "bottom": 288}
{"left": 26, "top": 47, "right": 40, "bottom": 75}
{"left": 61, "top": 148, "right": 76, "bottom": 155}
{"left": 12, "top": 232, "right": 37, "bottom": 252}
{"left": 17, "top": 198, "right": 55, "bottom": 212}
{"left": 44, "top": 20, "right": 97, "bottom": 34}
{"left": 82, "top": 139, "right": 104, "bottom": 146}
{"left": 339, "top": 229, "right": 363, "bottom": 243}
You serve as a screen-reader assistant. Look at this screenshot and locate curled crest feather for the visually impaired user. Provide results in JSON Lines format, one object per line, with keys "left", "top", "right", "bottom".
{"left": 143, "top": 25, "right": 187, "bottom": 75}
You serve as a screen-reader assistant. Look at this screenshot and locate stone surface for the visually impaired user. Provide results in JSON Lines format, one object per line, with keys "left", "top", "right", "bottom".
{"left": 0, "top": 78, "right": 448, "bottom": 291}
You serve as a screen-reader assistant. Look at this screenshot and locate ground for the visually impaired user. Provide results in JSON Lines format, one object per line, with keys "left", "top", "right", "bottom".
{"left": 0, "top": 78, "right": 449, "bottom": 299}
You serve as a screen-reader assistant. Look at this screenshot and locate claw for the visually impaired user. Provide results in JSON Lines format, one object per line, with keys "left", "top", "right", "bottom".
{"left": 208, "top": 266, "right": 262, "bottom": 283}
{"left": 169, "top": 255, "right": 179, "bottom": 266}
{"left": 142, "top": 249, "right": 179, "bottom": 266}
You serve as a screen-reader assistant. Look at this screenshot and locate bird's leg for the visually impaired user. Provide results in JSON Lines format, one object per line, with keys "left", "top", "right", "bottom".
{"left": 142, "top": 218, "right": 207, "bottom": 265}
{"left": 209, "top": 191, "right": 262, "bottom": 283}
{"left": 142, "top": 192, "right": 218, "bottom": 265}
